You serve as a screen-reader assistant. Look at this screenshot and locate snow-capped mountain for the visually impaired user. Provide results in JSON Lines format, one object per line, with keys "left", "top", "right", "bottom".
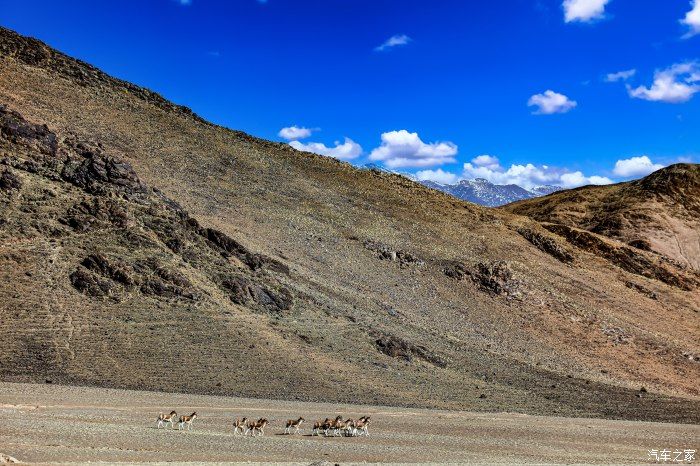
{"left": 360, "top": 164, "right": 561, "bottom": 207}
{"left": 420, "top": 178, "right": 562, "bottom": 207}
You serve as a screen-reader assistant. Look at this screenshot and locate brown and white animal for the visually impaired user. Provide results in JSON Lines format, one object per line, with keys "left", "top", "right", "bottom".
{"left": 284, "top": 417, "right": 305, "bottom": 434}
{"left": 324, "top": 415, "right": 343, "bottom": 436}
{"left": 178, "top": 412, "right": 197, "bottom": 431}
{"left": 354, "top": 416, "right": 371, "bottom": 436}
{"left": 156, "top": 411, "right": 177, "bottom": 429}
{"left": 245, "top": 417, "right": 269, "bottom": 436}
{"left": 312, "top": 418, "right": 329, "bottom": 436}
{"left": 233, "top": 417, "right": 248, "bottom": 435}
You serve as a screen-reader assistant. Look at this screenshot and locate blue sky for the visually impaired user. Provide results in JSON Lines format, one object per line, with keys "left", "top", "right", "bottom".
{"left": 1, "top": 0, "right": 699, "bottom": 188}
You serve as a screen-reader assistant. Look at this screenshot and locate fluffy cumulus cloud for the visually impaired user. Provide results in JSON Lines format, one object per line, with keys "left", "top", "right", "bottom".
{"left": 369, "top": 130, "right": 458, "bottom": 169}
{"left": 528, "top": 90, "right": 577, "bottom": 114}
{"left": 612, "top": 156, "right": 665, "bottom": 177}
{"left": 278, "top": 126, "right": 314, "bottom": 141}
{"left": 562, "top": 0, "right": 609, "bottom": 22}
{"left": 681, "top": 0, "right": 700, "bottom": 38}
{"left": 289, "top": 138, "right": 362, "bottom": 161}
{"left": 460, "top": 155, "right": 612, "bottom": 189}
{"left": 414, "top": 168, "right": 460, "bottom": 185}
{"left": 374, "top": 34, "right": 412, "bottom": 52}
{"left": 627, "top": 62, "right": 700, "bottom": 103}
{"left": 605, "top": 69, "right": 636, "bottom": 82}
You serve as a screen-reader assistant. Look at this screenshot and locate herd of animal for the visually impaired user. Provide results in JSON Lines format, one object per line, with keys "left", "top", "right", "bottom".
{"left": 156, "top": 411, "right": 371, "bottom": 437}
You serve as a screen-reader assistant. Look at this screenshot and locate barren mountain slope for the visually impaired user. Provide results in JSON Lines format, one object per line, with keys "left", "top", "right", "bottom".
{"left": 0, "top": 27, "right": 698, "bottom": 422}
{"left": 505, "top": 164, "right": 700, "bottom": 272}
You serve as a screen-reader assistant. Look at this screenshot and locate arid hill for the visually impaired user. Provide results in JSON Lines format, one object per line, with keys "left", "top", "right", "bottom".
{"left": 505, "top": 164, "right": 700, "bottom": 273}
{"left": 0, "top": 27, "right": 698, "bottom": 423}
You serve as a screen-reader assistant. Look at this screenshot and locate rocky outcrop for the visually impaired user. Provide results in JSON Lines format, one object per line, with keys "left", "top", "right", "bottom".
{"left": 443, "top": 259, "right": 521, "bottom": 297}
{"left": 516, "top": 227, "right": 574, "bottom": 263}
{"left": 374, "top": 333, "right": 447, "bottom": 368}
{"left": 544, "top": 223, "right": 698, "bottom": 290}
{"left": 363, "top": 240, "right": 424, "bottom": 268}
{"left": 1, "top": 105, "right": 290, "bottom": 310}
{"left": 0, "top": 168, "right": 21, "bottom": 192}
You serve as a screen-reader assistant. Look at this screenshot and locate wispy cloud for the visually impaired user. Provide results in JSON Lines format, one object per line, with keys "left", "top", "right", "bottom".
{"left": 369, "top": 130, "right": 457, "bottom": 168}
{"left": 527, "top": 90, "right": 577, "bottom": 114}
{"left": 627, "top": 62, "right": 700, "bottom": 103}
{"left": 176, "top": 0, "right": 192, "bottom": 5}
{"left": 605, "top": 69, "right": 636, "bottom": 82}
{"left": 681, "top": 0, "right": 700, "bottom": 38}
{"left": 374, "top": 34, "right": 412, "bottom": 52}
{"left": 562, "top": 0, "right": 610, "bottom": 23}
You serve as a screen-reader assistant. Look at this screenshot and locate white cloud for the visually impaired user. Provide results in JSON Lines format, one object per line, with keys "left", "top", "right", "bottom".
{"left": 627, "top": 62, "right": 700, "bottom": 103}
{"left": 612, "top": 156, "right": 665, "bottom": 177}
{"left": 460, "top": 155, "right": 612, "bottom": 189}
{"left": 605, "top": 69, "right": 636, "bottom": 82}
{"left": 471, "top": 154, "right": 501, "bottom": 170}
{"left": 278, "top": 126, "right": 315, "bottom": 141}
{"left": 374, "top": 34, "right": 412, "bottom": 52}
{"left": 415, "top": 169, "right": 459, "bottom": 185}
{"left": 289, "top": 138, "right": 362, "bottom": 161}
{"left": 369, "top": 130, "right": 458, "bottom": 169}
{"left": 563, "top": 0, "right": 609, "bottom": 23}
{"left": 528, "top": 90, "right": 577, "bottom": 114}
{"left": 681, "top": 0, "right": 700, "bottom": 38}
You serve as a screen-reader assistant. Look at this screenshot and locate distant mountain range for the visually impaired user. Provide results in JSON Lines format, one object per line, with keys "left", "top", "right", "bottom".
{"left": 420, "top": 178, "right": 561, "bottom": 207}
{"left": 361, "top": 165, "right": 561, "bottom": 206}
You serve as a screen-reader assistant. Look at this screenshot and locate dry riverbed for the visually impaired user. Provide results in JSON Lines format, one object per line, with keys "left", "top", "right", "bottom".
{"left": 0, "top": 382, "right": 697, "bottom": 464}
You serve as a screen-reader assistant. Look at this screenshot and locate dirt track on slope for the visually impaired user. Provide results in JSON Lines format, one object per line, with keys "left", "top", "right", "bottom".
{"left": 0, "top": 382, "right": 697, "bottom": 464}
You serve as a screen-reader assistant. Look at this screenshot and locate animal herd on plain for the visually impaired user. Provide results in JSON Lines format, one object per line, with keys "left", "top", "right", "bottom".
{"left": 156, "top": 411, "right": 371, "bottom": 437}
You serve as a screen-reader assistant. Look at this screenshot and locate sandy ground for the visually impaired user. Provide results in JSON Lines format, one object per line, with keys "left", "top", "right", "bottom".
{"left": 0, "top": 382, "right": 697, "bottom": 465}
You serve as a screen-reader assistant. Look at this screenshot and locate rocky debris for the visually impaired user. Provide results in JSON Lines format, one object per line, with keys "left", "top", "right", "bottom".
{"left": 443, "top": 259, "right": 521, "bottom": 297}
{"left": 0, "top": 168, "right": 21, "bottom": 192}
{"left": 471, "top": 260, "right": 521, "bottom": 297}
{"left": 682, "top": 351, "right": 700, "bottom": 362}
{"left": 602, "top": 325, "right": 631, "bottom": 345}
{"left": 517, "top": 227, "right": 573, "bottom": 263}
{"left": 220, "top": 275, "right": 292, "bottom": 313}
{"left": 0, "top": 104, "right": 57, "bottom": 155}
{"left": 624, "top": 281, "right": 657, "bottom": 300}
{"left": 544, "top": 223, "right": 698, "bottom": 290}
{"left": 199, "top": 226, "right": 288, "bottom": 274}
{"left": 60, "top": 142, "right": 148, "bottom": 201}
{"left": 442, "top": 260, "right": 470, "bottom": 280}
{"left": 61, "top": 198, "right": 130, "bottom": 232}
{"left": 627, "top": 238, "right": 652, "bottom": 251}
{"left": 69, "top": 267, "right": 117, "bottom": 298}
{"left": 363, "top": 240, "right": 424, "bottom": 268}
{"left": 81, "top": 253, "right": 135, "bottom": 286}
{"left": 374, "top": 334, "right": 447, "bottom": 368}
{"left": 72, "top": 253, "right": 196, "bottom": 300}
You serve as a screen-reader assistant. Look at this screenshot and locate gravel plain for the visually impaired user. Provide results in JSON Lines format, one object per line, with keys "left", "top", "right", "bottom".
{"left": 1, "top": 382, "right": 698, "bottom": 464}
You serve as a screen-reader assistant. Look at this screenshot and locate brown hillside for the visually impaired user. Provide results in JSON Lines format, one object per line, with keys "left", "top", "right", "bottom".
{"left": 504, "top": 164, "right": 700, "bottom": 272}
{"left": 0, "top": 27, "right": 698, "bottom": 423}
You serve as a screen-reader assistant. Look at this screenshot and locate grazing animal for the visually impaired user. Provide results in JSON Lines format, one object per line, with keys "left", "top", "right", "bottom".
{"left": 178, "top": 412, "right": 197, "bottom": 431}
{"left": 245, "top": 417, "right": 268, "bottom": 436}
{"left": 284, "top": 417, "right": 305, "bottom": 435}
{"left": 156, "top": 410, "right": 177, "bottom": 429}
{"left": 233, "top": 417, "right": 248, "bottom": 435}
